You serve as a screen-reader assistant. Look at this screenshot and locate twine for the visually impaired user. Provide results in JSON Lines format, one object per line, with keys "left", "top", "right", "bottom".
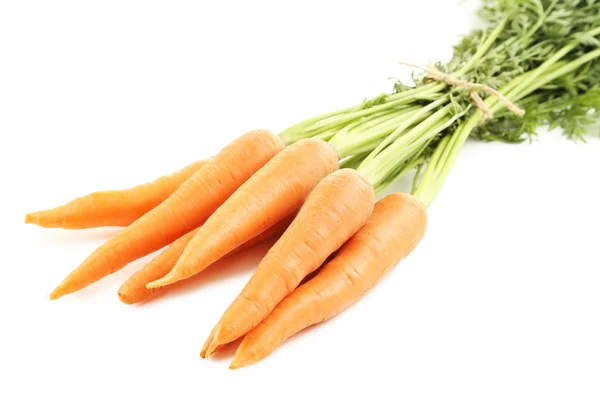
{"left": 400, "top": 62, "right": 525, "bottom": 122}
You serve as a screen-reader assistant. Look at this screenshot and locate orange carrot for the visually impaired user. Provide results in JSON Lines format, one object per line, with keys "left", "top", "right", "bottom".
{"left": 49, "top": 130, "right": 284, "bottom": 300}
{"left": 25, "top": 159, "right": 209, "bottom": 229}
{"left": 230, "top": 193, "right": 428, "bottom": 369}
{"left": 146, "top": 138, "right": 339, "bottom": 289}
{"left": 118, "top": 214, "right": 296, "bottom": 304}
{"left": 201, "top": 168, "right": 375, "bottom": 358}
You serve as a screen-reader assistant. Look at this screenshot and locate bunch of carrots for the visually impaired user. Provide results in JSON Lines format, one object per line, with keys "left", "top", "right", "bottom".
{"left": 26, "top": 0, "right": 599, "bottom": 369}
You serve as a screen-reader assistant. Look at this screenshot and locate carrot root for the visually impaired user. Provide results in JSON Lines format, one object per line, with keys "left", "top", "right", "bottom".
{"left": 50, "top": 130, "right": 284, "bottom": 299}
{"left": 118, "top": 214, "right": 295, "bottom": 305}
{"left": 199, "top": 333, "right": 213, "bottom": 358}
{"left": 203, "top": 335, "right": 222, "bottom": 359}
{"left": 202, "top": 168, "right": 375, "bottom": 357}
{"left": 229, "top": 193, "right": 428, "bottom": 368}
{"left": 146, "top": 138, "right": 339, "bottom": 290}
{"left": 25, "top": 159, "right": 209, "bottom": 229}
{"left": 116, "top": 228, "right": 201, "bottom": 304}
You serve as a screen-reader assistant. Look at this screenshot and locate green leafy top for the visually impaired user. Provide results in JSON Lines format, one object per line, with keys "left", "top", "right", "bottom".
{"left": 279, "top": 0, "right": 600, "bottom": 202}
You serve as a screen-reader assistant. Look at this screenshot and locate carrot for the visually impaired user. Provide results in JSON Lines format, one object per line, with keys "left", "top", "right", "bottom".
{"left": 145, "top": 138, "right": 339, "bottom": 289}
{"left": 201, "top": 168, "right": 375, "bottom": 358}
{"left": 229, "top": 193, "right": 427, "bottom": 369}
{"left": 49, "top": 130, "right": 284, "bottom": 300}
{"left": 24, "top": 159, "right": 209, "bottom": 229}
{"left": 118, "top": 214, "right": 296, "bottom": 304}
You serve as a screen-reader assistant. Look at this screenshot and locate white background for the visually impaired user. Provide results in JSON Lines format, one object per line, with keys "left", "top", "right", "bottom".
{"left": 2, "top": 1, "right": 599, "bottom": 399}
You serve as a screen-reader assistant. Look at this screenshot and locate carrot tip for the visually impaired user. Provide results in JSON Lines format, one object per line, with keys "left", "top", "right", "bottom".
{"left": 229, "top": 353, "right": 252, "bottom": 370}
{"left": 204, "top": 348, "right": 214, "bottom": 359}
{"left": 145, "top": 276, "right": 176, "bottom": 289}
{"left": 203, "top": 327, "right": 236, "bottom": 358}
{"left": 49, "top": 290, "right": 62, "bottom": 300}
{"left": 204, "top": 337, "right": 221, "bottom": 359}
{"left": 117, "top": 290, "right": 134, "bottom": 305}
{"left": 200, "top": 333, "right": 214, "bottom": 359}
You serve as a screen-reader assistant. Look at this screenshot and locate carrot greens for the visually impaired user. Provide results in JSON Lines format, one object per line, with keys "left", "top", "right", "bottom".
{"left": 280, "top": 0, "right": 600, "bottom": 203}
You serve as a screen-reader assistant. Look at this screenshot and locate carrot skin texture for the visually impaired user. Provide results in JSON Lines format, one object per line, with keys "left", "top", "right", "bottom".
{"left": 118, "top": 214, "right": 295, "bottom": 304}
{"left": 49, "top": 130, "right": 285, "bottom": 300}
{"left": 147, "top": 138, "right": 339, "bottom": 289}
{"left": 230, "top": 193, "right": 428, "bottom": 369}
{"left": 24, "top": 159, "right": 209, "bottom": 229}
{"left": 202, "top": 168, "right": 375, "bottom": 357}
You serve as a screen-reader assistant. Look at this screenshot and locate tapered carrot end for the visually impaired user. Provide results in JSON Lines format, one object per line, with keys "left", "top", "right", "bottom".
{"left": 145, "top": 275, "right": 178, "bottom": 289}
{"left": 25, "top": 212, "right": 53, "bottom": 227}
{"left": 50, "top": 278, "right": 74, "bottom": 300}
{"left": 229, "top": 351, "right": 255, "bottom": 370}
{"left": 203, "top": 329, "right": 225, "bottom": 359}
{"left": 204, "top": 340, "right": 220, "bottom": 359}
{"left": 117, "top": 290, "right": 135, "bottom": 305}
{"left": 200, "top": 333, "right": 214, "bottom": 359}
{"left": 25, "top": 212, "right": 45, "bottom": 225}
{"left": 49, "top": 287, "right": 63, "bottom": 300}
{"left": 203, "top": 324, "right": 242, "bottom": 358}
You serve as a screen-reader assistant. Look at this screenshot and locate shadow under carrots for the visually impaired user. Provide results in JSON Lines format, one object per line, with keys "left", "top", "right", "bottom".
{"left": 137, "top": 237, "right": 280, "bottom": 305}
